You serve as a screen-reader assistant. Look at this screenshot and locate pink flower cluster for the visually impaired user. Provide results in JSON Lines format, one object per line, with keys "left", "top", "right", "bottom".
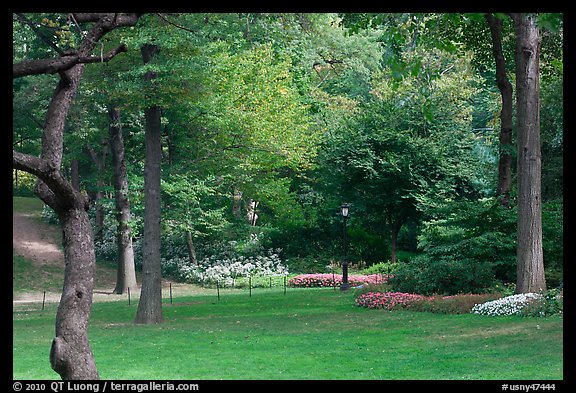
{"left": 355, "top": 291, "right": 430, "bottom": 310}
{"left": 288, "top": 273, "right": 390, "bottom": 288}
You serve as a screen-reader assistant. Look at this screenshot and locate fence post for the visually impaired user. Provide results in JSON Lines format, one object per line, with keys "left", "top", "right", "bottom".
{"left": 217, "top": 281, "right": 220, "bottom": 301}
{"left": 249, "top": 275, "right": 252, "bottom": 297}
{"left": 42, "top": 291, "right": 46, "bottom": 311}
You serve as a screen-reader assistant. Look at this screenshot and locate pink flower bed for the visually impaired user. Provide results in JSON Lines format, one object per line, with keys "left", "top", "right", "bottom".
{"left": 288, "top": 273, "right": 390, "bottom": 288}
{"left": 355, "top": 291, "right": 430, "bottom": 310}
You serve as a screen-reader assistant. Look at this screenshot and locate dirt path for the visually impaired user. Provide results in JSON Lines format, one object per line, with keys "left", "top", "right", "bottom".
{"left": 13, "top": 211, "right": 64, "bottom": 266}
{"left": 13, "top": 210, "right": 205, "bottom": 305}
{"left": 12, "top": 211, "right": 127, "bottom": 304}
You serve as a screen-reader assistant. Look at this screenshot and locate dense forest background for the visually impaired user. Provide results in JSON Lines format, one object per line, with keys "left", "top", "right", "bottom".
{"left": 13, "top": 13, "right": 563, "bottom": 295}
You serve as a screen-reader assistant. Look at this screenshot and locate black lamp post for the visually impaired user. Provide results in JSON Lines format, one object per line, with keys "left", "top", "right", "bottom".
{"left": 340, "top": 203, "right": 350, "bottom": 291}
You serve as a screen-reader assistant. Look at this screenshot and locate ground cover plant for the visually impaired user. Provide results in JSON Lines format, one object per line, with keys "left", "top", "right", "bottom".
{"left": 13, "top": 287, "right": 563, "bottom": 380}
{"left": 471, "top": 290, "right": 563, "bottom": 317}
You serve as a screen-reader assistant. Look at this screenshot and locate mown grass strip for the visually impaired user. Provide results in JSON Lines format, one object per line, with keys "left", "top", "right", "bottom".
{"left": 13, "top": 287, "right": 563, "bottom": 380}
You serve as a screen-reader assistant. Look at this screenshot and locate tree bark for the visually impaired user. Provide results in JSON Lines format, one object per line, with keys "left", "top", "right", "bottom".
{"left": 50, "top": 206, "right": 99, "bottom": 380}
{"left": 186, "top": 231, "right": 198, "bottom": 265}
{"left": 14, "top": 63, "right": 100, "bottom": 380}
{"left": 13, "top": 13, "right": 142, "bottom": 379}
{"left": 246, "top": 199, "right": 259, "bottom": 226}
{"left": 485, "top": 13, "right": 514, "bottom": 208}
{"left": 390, "top": 222, "right": 399, "bottom": 263}
{"left": 510, "top": 13, "right": 546, "bottom": 293}
{"left": 85, "top": 140, "right": 109, "bottom": 243}
{"left": 135, "top": 43, "right": 164, "bottom": 324}
{"left": 109, "top": 106, "right": 138, "bottom": 294}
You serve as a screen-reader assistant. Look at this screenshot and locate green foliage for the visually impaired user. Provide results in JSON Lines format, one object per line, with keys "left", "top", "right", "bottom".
{"left": 520, "top": 288, "right": 563, "bottom": 317}
{"left": 541, "top": 199, "right": 563, "bottom": 280}
{"left": 390, "top": 255, "right": 496, "bottom": 296}
{"left": 410, "top": 293, "right": 502, "bottom": 314}
{"left": 161, "top": 174, "right": 228, "bottom": 238}
{"left": 13, "top": 13, "right": 563, "bottom": 299}
{"left": 361, "top": 261, "right": 400, "bottom": 275}
{"left": 390, "top": 197, "right": 517, "bottom": 295}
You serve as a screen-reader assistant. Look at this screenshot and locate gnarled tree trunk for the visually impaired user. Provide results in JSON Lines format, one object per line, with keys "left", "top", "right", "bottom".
{"left": 50, "top": 204, "right": 99, "bottom": 379}
{"left": 13, "top": 13, "right": 142, "bottom": 379}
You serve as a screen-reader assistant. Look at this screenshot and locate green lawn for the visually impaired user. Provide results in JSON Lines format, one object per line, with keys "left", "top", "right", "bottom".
{"left": 13, "top": 287, "right": 563, "bottom": 380}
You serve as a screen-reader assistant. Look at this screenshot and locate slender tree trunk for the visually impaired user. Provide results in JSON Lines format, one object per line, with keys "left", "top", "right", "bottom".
{"left": 70, "top": 159, "right": 80, "bottom": 191}
{"left": 486, "top": 13, "right": 514, "bottom": 208}
{"left": 510, "top": 13, "right": 546, "bottom": 293}
{"left": 135, "top": 43, "right": 163, "bottom": 324}
{"left": 186, "top": 231, "right": 198, "bottom": 265}
{"left": 246, "top": 199, "right": 259, "bottom": 226}
{"left": 85, "top": 140, "right": 109, "bottom": 243}
{"left": 390, "top": 222, "right": 399, "bottom": 263}
{"left": 109, "top": 106, "right": 137, "bottom": 294}
{"left": 232, "top": 189, "right": 243, "bottom": 218}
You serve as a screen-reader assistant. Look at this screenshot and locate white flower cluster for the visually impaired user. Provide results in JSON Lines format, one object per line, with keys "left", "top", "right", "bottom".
{"left": 471, "top": 293, "right": 542, "bottom": 316}
{"left": 182, "top": 249, "right": 289, "bottom": 287}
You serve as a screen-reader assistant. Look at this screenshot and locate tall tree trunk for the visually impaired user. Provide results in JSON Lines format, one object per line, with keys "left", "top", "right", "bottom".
{"left": 135, "top": 43, "right": 164, "bottom": 324}
{"left": 390, "top": 222, "right": 400, "bottom": 263}
{"left": 13, "top": 12, "right": 141, "bottom": 380}
{"left": 109, "top": 106, "right": 137, "bottom": 294}
{"left": 510, "top": 13, "right": 546, "bottom": 293}
{"left": 232, "top": 189, "right": 243, "bottom": 218}
{"left": 14, "top": 63, "right": 100, "bottom": 380}
{"left": 70, "top": 159, "right": 80, "bottom": 191}
{"left": 246, "top": 199, "right": 259, "bottom": 226}
{"left": 486, "top": 13, "right": 514, "bottom": 208}
{"left": 85, "top": 139, "right": 109, "bottom": 243}
{"left": 50, "top": 205, "right": 99, "bottom": 379}
{"left": 42, "top": 65, "right": 100, "bottom": 380}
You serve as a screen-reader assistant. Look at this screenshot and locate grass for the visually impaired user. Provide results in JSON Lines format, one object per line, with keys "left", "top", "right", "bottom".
{"left": 13, "top": 195, "right": 45, "bottom": 214}
{"left": 13, "top": 287, "right": 563, "bottom": 380}
{"left": 12, "top": 196, "right": 564, "bottom": 380}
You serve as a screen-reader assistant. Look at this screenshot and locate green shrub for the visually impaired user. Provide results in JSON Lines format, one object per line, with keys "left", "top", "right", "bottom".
{"left": 520, "top": 288, "right": 563, "bottom": 317}
{"left": 361, "top": 261, "right": 400, "bottom": 275}
{"left": 409, "top": 293, "right": 501, "bottom": 314}
{"left": 389, "top": 255, "right": 495, "bottom": 295}
{"left": 285, "top": 255, "right": 330, "bottom": 274}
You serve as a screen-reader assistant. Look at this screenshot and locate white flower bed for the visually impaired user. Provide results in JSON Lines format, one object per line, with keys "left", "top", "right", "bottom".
{"left": 471, "top": 293, "right": 542, "bottom": 316}
{"left": 181, "top": 249, "right": 289, "bottom": 287}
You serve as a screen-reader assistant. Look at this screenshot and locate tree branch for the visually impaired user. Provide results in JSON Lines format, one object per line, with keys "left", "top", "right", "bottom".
{"left": 13, "top": 150, "right": 83, "bottom": 211}
{"left": 13, "top": 44, "right": 128, "bottom": 78}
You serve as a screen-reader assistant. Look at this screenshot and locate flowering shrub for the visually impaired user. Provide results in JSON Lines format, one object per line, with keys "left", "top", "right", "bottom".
{"left": 178, "top": 249, "right": 289, "bottom": 287}
{"left": 520, "top": 288, "right": 563, "bottom": 317}
{"left": 288, "top": 274, "right": 390, "bottom": 288}
{"left": 472, "top": 290, "right": 563, "bottom": 317}
{"left": 355, "top": 292, "right": 430, "bottom": 310}
{"left": 471, "top": 293, "right": 542, "bottom": 316}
